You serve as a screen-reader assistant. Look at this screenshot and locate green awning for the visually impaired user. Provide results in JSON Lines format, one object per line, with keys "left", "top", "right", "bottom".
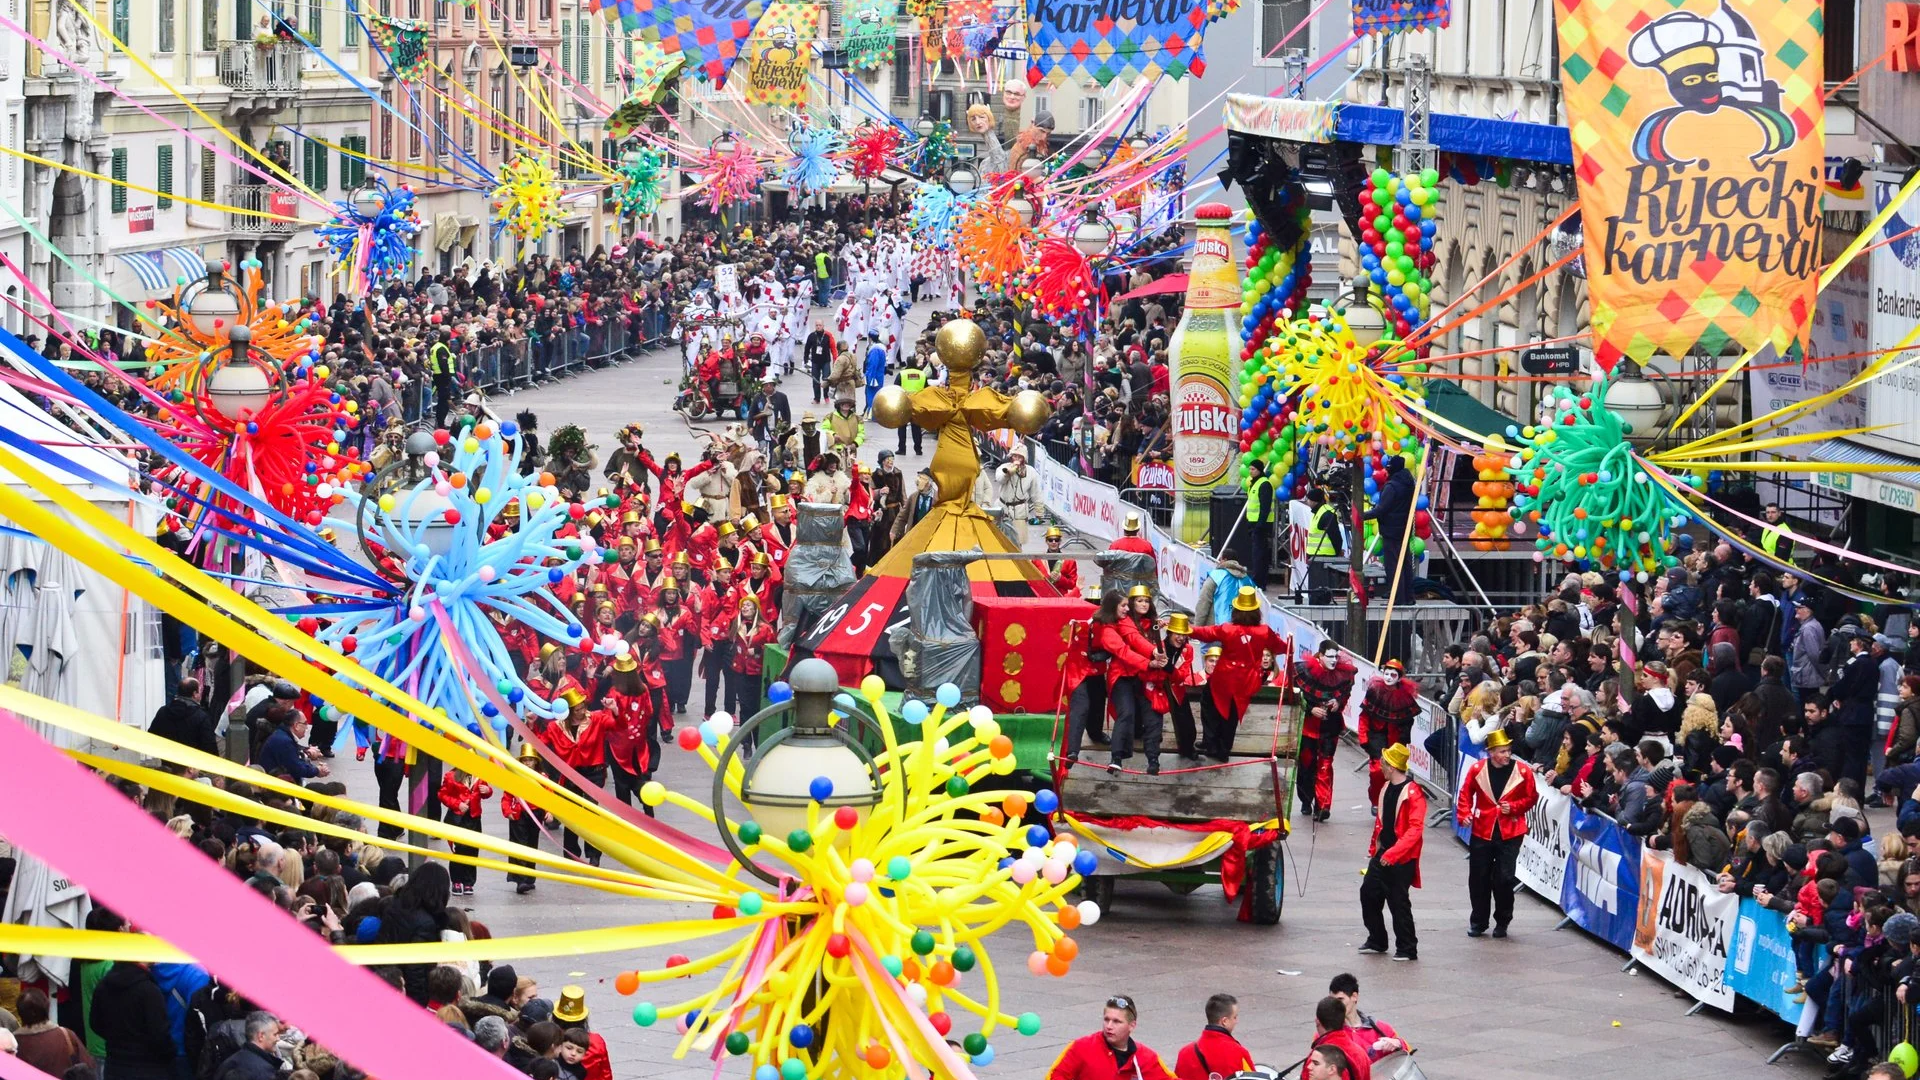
{"left": 1423, "top": 380, "right": 1515, "bottom": 442}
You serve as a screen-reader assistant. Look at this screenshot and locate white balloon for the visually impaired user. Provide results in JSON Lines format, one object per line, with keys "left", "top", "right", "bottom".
{"left": 1076, "top": 900, "right": 1102, "bottom": 926}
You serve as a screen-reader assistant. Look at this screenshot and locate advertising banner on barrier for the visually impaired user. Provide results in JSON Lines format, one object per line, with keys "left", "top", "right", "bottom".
{"left": 1561, "top": 807, "right": 1641, "bottom": 953}
{"left": 1632, "top": 850, "right": 1737, "bottom": 1010}
{"left": 1517, "top": 787, "right": 1573, "bottom": 899}
{"left": 1728, "top": 897, "right": 1822, "bottom": 1017}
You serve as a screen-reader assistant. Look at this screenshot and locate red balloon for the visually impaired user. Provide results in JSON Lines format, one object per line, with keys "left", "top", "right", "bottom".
{"left": 826, "top": 933, "right": 851, "bottom": 958}
{"left": 676, "top": 726, "right": 702, "bottom": 750}
{"left": 929, "top": 1013, "right": 953, "bottom": 1036}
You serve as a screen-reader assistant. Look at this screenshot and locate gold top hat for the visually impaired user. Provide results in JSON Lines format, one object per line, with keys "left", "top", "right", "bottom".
{"left": 596, "top": 487, "right": 610, "bottom": 499}
{"left": 681, "top": 500, "right": 699, "bottom": 515}
{"left": 671, "top": 550, "right": 690, "bottom": 566}
{"left": 740, "top": 513, "right": 760, "bottom": 531}
{"left": 1232, "top": 586, "right": 1261, "bottom": 612}
{"left": 622, "top": 510, "right": 641, "bottom": 525}
{"left": 540, "top": 643, "right": 560, "bottom": 659}
{"left": 1381, "top": 743, "right": 1411, "bottom": 772}
{"left": 717, "top": 521, "right": 737, "bottom": 537}
{"left": 1204, "top": 644, "right": 1223, "bottom": 658}
{"left": 560, "top": 687, "right": 588, "bottom": 709}
{"left": 801, "top": 412, "right": 818, "bottom": 425}
{"left": 517, "top": 740, "right": 541, "bottom": 763}
{"left": 503, "top": 501, "right": 521, "bottom": 518}
{"left": 590, "top": 581, "right": 609, "bottom": 594}
{"left": 617, "top": 536, "right": 638, "bottom": 550}
{"left": 1483, "top": 728, "right": 1512, "bottom": 750}
{"left": 554, "top": 986, "right": 589, "bottom": 1024}
{"left": 1126, "top": 584, "right": 1152, "bottom": 600}
{"left": 664, "top": 451, "right": 682, "bottom": 464}
{"left": 1166, "top": 612, "right": 1192, "bottom": 636}
{"left": 658, "top": 578, "right": 681, "bottom": 593}
{"left": 644, "top": 538, "right": 663, "bottom": 553}
{"left": 769, "top": 493, "right": 790, "bottom": 509}
{"left": 751, "top": 551, "right": 771, "bottom": 567}
{"left": 1046, "top": 526, "right": 1064, "bottom": 540}
{"left": 641, "top": 610, "right": 663, "bottom": 628}
{"left": 612, "top": 653, "right": 638, "bottom": 673}
{"left": 597, "top": 600, "right": 617, "bottom": 615}
{"left": 1123, "top": 512, "right": 1142, "bottom": 533}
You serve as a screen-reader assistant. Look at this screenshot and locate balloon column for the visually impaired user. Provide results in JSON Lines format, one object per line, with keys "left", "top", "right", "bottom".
{"left": 1356, "top": 167, "right": 1442, "bottom": 344}
{"left": 632, "top": 679, "right": 1093, "bottom": 1079}
{"left": 1237, "top": 202, "right": 1312, "bottom": 378}
{"left": 492, "top": 154, "right": 564, "bottom": 247}
{"left": 1468, "top": 452, "right": 1516, "bottom": 551}
{"left": 316, "top": 179, "right": 422, "bottom": 295}
{"left": 1505, "top": 379, "right": 1698, "bottom": 573}
{"left": 318, "top": 420, "right": 591, "bottom": 736}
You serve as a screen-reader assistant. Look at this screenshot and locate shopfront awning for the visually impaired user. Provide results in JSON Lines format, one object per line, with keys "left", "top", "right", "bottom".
{"left": 113, "top": 248, "right": 209, "bottom": 293}
{"left": 1222, "top": 97, "right": 1574, "bottom": 167}
{"left": 1424, "top": 380, "right": 1516, "bottom": 443}
{"left": 1784, "top": 438, "right": 1920, "bottom": 512}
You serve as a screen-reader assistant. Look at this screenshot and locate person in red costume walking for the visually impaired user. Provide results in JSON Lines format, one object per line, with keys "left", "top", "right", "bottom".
{"left": 1046, "top": 995, "right": 1176, "bottom": 1080}
{"left": 1359, "top": 743, "right": 1425, "bottom": 961}
{"left": 1455, "top": 728, "right": 1539, "bottom": 937}
{"left": 1173, "top": 993, "right": 1253, "bottom": 1080}
{"left": 1188, "top": 588, "right": 1289, "bottom": 762}
{"left": 1107, "top": 512, "right": 1156, "bottom": 558}
{"left": 1358, "top": 660, "right": 1420, "bottom": 806}
{"left": 1293, "top": 639, "right": 1357, "bottom": 822}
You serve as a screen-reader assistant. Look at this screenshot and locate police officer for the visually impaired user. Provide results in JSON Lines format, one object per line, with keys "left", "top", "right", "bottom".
{"left": 1759, "top": 502, "right": 1795, "bottom": 564}
{"left": 1243, "top": 459, "right": 1275, "bottom": 589}
{"left": 429, "top": 330, "right": 460, "bottom": 429}
{"left": 895, "top": 349, "right": 927, "bottom": 455}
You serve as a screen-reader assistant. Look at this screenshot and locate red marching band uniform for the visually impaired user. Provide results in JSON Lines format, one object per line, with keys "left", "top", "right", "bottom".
{"left": 1358, "top": 661, "right": 1421, "bottom": 805}
{"left": 1292, "top": 645, "right": 1357, "bottom": 820}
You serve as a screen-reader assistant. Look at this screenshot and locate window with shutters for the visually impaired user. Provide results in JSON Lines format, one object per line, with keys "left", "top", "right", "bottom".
{"left": 561, "top": 21, "right": 572, "bottom": 76}
{"left": 892, "top": 39, "right": 913, "bottom": 101}
{"left": 201, "top": 148, "right": 216, "bottom": 201}
{"left": 346, "top": 0, "right": 360, "bottom": 45}
{"left": 110, "top": 0, "right": 129, "bottom": 43}
{"left": 490, "top": 78, "right": 506, "bottom": 155}
{"left": 307, "top": 0, "right": 321, "bottom": 44}
{"left": 606, "top": 27, "right": 617, "bottom": 82}
{"left": 158, "top": 0, "right": 175, "bottom": 51}
{"left": 409, "top": 104, "right": 422, "bottom": 159}
{"left": 203, "top": 0, "right": 218, "bottom": 50}
{"left": 434, "top": 71, "right": 449, "bottom": 161}
{"left": 157, "top": 144, "right": 174, "bottom": 209}
{"left": 578, "top": 21, "right": 590, "bottom": 83}
{"left": 110, "top": 149, "right": 127, "bottom": 213}
{"left": 462, "top": 77, "right": 477, "bottom": 152}
{"left": 381, "top": 92, "right": 395, "bottom": 158}
{"left": 340, "top": 135, "right": 369, "bottom": 189}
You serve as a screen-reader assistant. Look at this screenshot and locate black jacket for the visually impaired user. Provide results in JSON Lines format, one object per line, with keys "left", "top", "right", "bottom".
{"left": 372, "top": 905, "right": 448, "bottom": 1005}
{"left": 93, "top": 963, "right": 179, "bottom": 1080}
{"left": 211, "top": 1045, "right": 281, "bottom": 1080}
{"left": 1830, "top": 650, "right": 1879, "bottom": 726}
{"left": 148, "top": 697, "right": 218, "bottom": 759}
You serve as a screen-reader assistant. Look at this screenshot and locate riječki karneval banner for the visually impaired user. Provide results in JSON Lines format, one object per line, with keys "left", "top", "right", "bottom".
{"left": 744, "top": 2, "right": 819, "bottom": 106}
{"left": 1555, "top": 0, "right": 1823, "bottom": 369}
{"left": 1026, "top": 0, "right": 1210, "bottom": 87}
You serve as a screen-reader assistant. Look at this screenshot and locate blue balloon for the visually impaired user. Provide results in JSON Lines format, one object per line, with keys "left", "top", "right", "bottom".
{"left": 767, "top": 680, "right": 793, "bottom": 703}
{"left": 1026, "top": 824, "right": 1051, "bottom": 847}
{"left": 1405, "top": 204, "right": 1422, "bottom": 221}
{"left": 973, "top": 1047, "right": 996, "bottom": 1067}
{"left": 500, "top": 421, "right": 519, "bottom": 437}
{"left": 998, "top": 856, "right": 1014, "bottom": 870}
{"left": 936, "top": 683, "right": 962, "bottom": 708}
{"left": 1073, "top": 850, "right": 1100, "bottom": 875}
{"left": 789, "top": 1024, "right": 815, "bottom": 1049}
{"left": 902, "top": 699, "right": 929, "bottom": 723}
{"left": 547, "top": 568, "right": 566, "bottom": 584}
{"left": 507, "top": 687, "right": 525, "bottom": 704}
{"left": 756, "top": 1066, "right": 779, "bottom": 1080}
{"left": 1415, "top": 495, "right": 1430, "bottom": 510}
{"left": 1034, "top": 788, "right": 1060, "bottom": 814}
{"left": 1619, "top": 570, "right": 1633, "bottom": 583}
{"left": 481, "top": 702, "right": 499, "bottom": 717}
{"left": 809, "top": 776, "right": 835, "bottom": 802}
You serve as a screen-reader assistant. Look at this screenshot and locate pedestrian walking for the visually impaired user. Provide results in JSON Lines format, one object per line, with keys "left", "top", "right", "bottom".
{"left": 1456, "top": 728, "right": 1539, "bottom": 937}
{"left": 1358, "top": 743, "right": 1425, "bottom": 961}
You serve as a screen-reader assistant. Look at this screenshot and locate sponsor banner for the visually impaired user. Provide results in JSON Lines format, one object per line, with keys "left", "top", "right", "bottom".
{"left": 1554, "top": 0, "right": 1824, "bottom": 370}
{"left": 1727, "top": 897, "right": 1824, "bottom": 1017}
{"left": 1632, "top": 850, "right": 1737, "bottom": 1010}
{"left": 1868, "top": 174, "right": 1920, "bottom": 456}
{"left": 1221, "top": 94, "right": 1338, "bottom": 143}
{"left": 1560, "top": 805, "right": 1641, "bottom": 953}
{"left": 1287, "top": 499, "right": 1312, "bottom": 594}
{"left": 1517, "top": 786, "right": 1572, "bottom": 900}
{"left": 1135, "top": 461, "right": 1175, "bottom": 490}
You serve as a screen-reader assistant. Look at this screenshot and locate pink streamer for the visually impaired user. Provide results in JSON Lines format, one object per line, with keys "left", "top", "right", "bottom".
{"left": 0, "top": 708, "right": 523, "bottom": 1080}
{"left": 847, "top": 932, "right": 974, "bottom": 1080}
{"left": 0, "top": 1048, "right": 62, "bottom": 1080}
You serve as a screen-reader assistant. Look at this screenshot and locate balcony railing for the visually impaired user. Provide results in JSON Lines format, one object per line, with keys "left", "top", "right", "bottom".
{"left": 224, "top": 184, "right": 301, "bottom": 235}
{"left": 217, "top": 40, "right": 305, "bottom": 94}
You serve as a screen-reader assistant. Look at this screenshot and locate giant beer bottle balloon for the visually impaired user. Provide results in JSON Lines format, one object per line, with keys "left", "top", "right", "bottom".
{"left": 1169, "top": 203, "right": 1243, "bottom": 544}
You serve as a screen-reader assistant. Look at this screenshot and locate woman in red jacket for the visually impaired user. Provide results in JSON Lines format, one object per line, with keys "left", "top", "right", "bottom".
{"left": 1188, "top": 587, "right": 1288, "bottom": 762}
{"left": 655, "top": 580, "right": 699, "bottom": 714}
{"left": 603, "top": 655, "right": 655, "bottom": 812}
{"left": 541, "top": 685, "right": 614, "bottom": 865}
{"left": 437, "top": 767, "right": 493, "bottom": 897}
{"left": 728, "top": 596, "right": 778, "bottom": 724}
{"left": 1092, "top": 589, "right": 1160, "bottom": 774}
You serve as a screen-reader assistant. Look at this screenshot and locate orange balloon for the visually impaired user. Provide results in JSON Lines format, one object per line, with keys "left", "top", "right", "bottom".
{"left": 1057, "top": 905, "right": 1082, "bottom": 930}
{"left": 980, "top": 808, "right": 1005, "bottom": 826}
{"left": 929, "top": 960, "right": 955, "bottom": 985}
{"left": 865, "top": 1045, "right": 891, "bottom": 1070}
{"left": 614, "top": 971, "right": 640, "bottom": 996}
{"left": 1052, "top": 936, "right": 1079, "bottom": 961}
{"left": 474, "top": 424, "right": 493, "bottom": 440}
{"left": 1045, "top": 955, "right": 1071, "bottom": 976}
{"left": 989, "top": 735, "right": 1014, "bottom": 759}
{"left": 540, "top": 471, "right": 556, "bottom": 486}
{"left": 902, "top": 958, "right": 922, "bottom": 983}
{"left": 1002, "top": 794, "right": 1028, "bottom": 819}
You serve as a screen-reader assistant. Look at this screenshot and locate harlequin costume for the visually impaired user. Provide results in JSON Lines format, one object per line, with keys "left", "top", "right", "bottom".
{"left": 1293, "top": 645, "right": 1358, "bottom": 820}
{"left": 1359, "top": 660, "right": 1421, "bottom": 805}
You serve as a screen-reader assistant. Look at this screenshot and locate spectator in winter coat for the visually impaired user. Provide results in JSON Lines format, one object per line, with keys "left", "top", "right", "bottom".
{"left": 210, "top": 1013, "right": 283, "bottom": 1080}
{"left": 147, "top": 679, "right": 217, "bottom": 759}
{"left": 92, "top": 962, "right": 180, "bottom": 1080}
{"left": 1789, "top": 600, "right": 1827, "bottom": 697}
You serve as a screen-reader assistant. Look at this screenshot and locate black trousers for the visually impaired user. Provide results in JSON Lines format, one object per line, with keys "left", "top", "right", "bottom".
{"left": 446, "top": 811, "right": 480, "bottom": 888}
{"left": 664, "top": 656, "right": 694, "bottom": 712}
{"left": 897, "top": 423, "right": 923, "bottom": 454}
{"left": 1360, "top": 857, "right": 1417, "bottom": 956}
{"left": 1246, "top": 523, "right": 1273, "bottom": 588}
{"left": 375, "top": 757, "right": 407, "bottom": 840}
{"left": 702, "top": 643, "right": 734, "bottom": 714}
{"left": 725, "top": 666, "right": 758, "bottom": 720}
{"left": 1839, "top": 723, "right": 1874, "bottom": 791}
{"left": 311, "top": 714, "right": 337, "bottom": 756}
{"left": 1199, "top": 694, "right": 1243, "bottom": 761}
{"left": 610, "top": 758, "right": 654, "bottom": 818}
{"left": 506, "top": 811, "right": 539, "bottom": 884}
{"left": 433, "top": 373, "right": 458, "bottom": 428}
{"left": 563, "top": 765, "right": 608, "bottom": 864}
{"left": 1468, "top": 834, "right": 1522, "bottom": 931}
{"left": 1169, "top": 697, "right": 1197, "bottom": 759}
{"left": 1064, "top": 677, "right": 1107, "bottom": 755}
{"left": 1108, "top": 677, "right": 1161, "bottom": 767}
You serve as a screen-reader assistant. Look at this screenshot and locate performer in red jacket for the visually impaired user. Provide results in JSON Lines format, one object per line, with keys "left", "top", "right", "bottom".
{"left": 1042, "top": 526, "right": 1081, "bottom": 596}
{"left": 1148, "top": 613, "right": 1201, "bottom": 761}
{"left": 1358, "top": 660, "right": 1421, "bottom": 806}
{"left": 1091, "top": 589, "right": 1161, "bottom": 774}
{"left": 1106, "top": 512, "right": 1156, "bottom": 558}
{"left": 502, "top": 740, "right": 543, "bottom": 894}
{"left": 1360, "top": 743, "right": 1426, "bottom": 961}
{"left": 541, "top": 684, "right": 613, "bottom": 865}
{"left": 1045, "top": 996, "right": 1176, "bottom": 1080}
{"left": 1293, "top": 640, "right": 1358, "bottom": 822}
{"left": 1454, "top": 728, "right": 1539, "bottom": 938}
{"left": 1188, "top": 587, "right": 1289, "bottom": 762}
{"left": 727, "top": 597, "right": 777, "bottom": 719}
{"left": 1173, "top": 994, "right": 1253, "bottom": 1080}
{"left": 603, "top": 654, "right": 655, "bottom": 812}
{"left": 436, "top": 767, "right": 493, "bottom": 896}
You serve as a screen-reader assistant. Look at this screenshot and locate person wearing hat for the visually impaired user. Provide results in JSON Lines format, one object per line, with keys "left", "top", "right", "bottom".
{"left": 654, "top": 576, "right": 698, "bottom": 714}
{"left": 604, "top": 652, "right": 656, "bottom": 813}
{"left": 1358, "top": 660, "right": 1421, "bottom": 807}
{"left": 995, "top": 447, "right": 1039, "bottom": 545}
{"left": 1454, "top": 727, "right": 1539, "bottom": 937}
{"left": 502, "top": 742, "right": 544, "bottom": 893}
{"left": 640, "top": 448, "right": 715, "bottom": 517}
{"left": 1828, "top": 628, "right": 1880, "bottom": 789}
{"left": 694, "top": 558, "right": 744, "bottom": 715}
{"left": 1360, "top": 743, "right": 1425, "bottom": 961}
{"left": 1188, "top": 588, "right": 1289, "bottom": 762}
{"left": 436, "top": 764, "right": 494, "bottom": 897}
{"left": 541, "top": 684, "right": 613, "bottom": 865}
{"left": 1041, "top": 526, "right": 1080, "bottom": 596}
{"left": 551, "top": 986, "right": 613, "bottom": 1079}
{"left": 1147, "top": 612, "right": 1203, "bottom": 761}
{"left": 604, "top": 423, "right": 649, "bottom": 491}
{"left": 1294, "top": 640, "right": 1358, "bottom": 822}
{"left": 727, "top": 594, "right": 777, "bottom": 720}
{"left": 894, "top": 350, "right": 926, "bottom": 454}
{"left": 1788, "top": 596, "right": 1827, "bottom": 701}
{"left": 869, "top": 449, "right": 905, "bottom": 565}
{"left": 1088, "top": 589, "right": 1161, "bottom": 773}
{"left": 1628, "top": 660, "right": 1682, "bottom": 744}
{"left": 744, "top": 549, "right": 783, "bottom": 616}
{"left": 1107, "top": 512, "right": 1156, "bottom": 559}
{"left": 1875, "top": 633, "right": 1907, "bottom": 766}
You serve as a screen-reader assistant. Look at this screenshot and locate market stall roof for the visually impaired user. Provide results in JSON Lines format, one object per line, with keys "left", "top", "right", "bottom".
{"left": 1424, "top": 380, "right": 1517, "bottom": 443}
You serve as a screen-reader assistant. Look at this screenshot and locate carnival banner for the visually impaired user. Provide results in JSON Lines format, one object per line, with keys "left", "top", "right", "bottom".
{"left": 368, "top": 14, "right": 431, "bottom": 81}
{"left": 1026, "top": 0, "right": 1211, "bottom": 86}
{"left": 1222, "top": 94, "right": 1338, "bottom": 143}
{"left": 845, "top": 0, "right": 898, "bottom": 70}
{"left": 1554, "top": 0, "right": 1824, "bottom": 370}
{"left": 744, "top": 3, "right": 819, "bottom": 106}
{"left": 605, "top": 48, "right": 689, "bottom": 139}
{"left": 1631, "top": 850, "right": 1736, "bottom": 1009}
{"left": 1559, "top": 805, "right": 1641, "bottom": 952}
{"left": 1727, "top": 897, "right": 1823, "bottom": 1017}
{"left": 1351, "top": 0, "right": 1447, "bottom": 37}
{"left": 629, "top": 0, "right": 769, "bottom": 84}
{"left": 1516, "top": 786, "right": 1573, "bottom": 900}
{"left": 943, "top": 0, "right": 1005, "bottom": 60}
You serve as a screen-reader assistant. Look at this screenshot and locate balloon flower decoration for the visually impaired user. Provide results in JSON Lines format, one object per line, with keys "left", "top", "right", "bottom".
{"left": 846, "top": 121, "right": 903, "bottom": 181}
{"left": 909, "top": 181, "right": 971, "bottom": 251}
{"left": 782, "top": 125, "right": 844, "bottom": 197}
{"left": 696, "top": 139, "right": 767, "bottom": 215}
{"left": 316, "top": 420, "right": 592, "bottom": 736}
{"left": 492, "top": 153, "right": 564, "bottom": 247}
{"left": 626, "top": 669, "right": 1094, "bottom": 1080}
{"left": 955, "top": 189, "right": 1036, "bottom": 295}
{"left": 614, "top": 148, "right": 667, "bottom": 218}
{"left": 317, "top": 180, "right": 422, "bottom": 294}
{"left": 1022, "top": 237, "right": 1102, "bottom": 340}
{"left": 909, "top": 120, "right": 957, "bottom": 176}
{"left": 1356, "top": 167, "right": 1442, "bottom": 344}
{"left": 1237, "top": 309, "right": 1424, "bottom": 485}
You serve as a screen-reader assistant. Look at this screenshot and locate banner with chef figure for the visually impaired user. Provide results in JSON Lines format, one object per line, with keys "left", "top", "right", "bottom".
{"left": 1553, "top": 0, "right": 1823, "bottom": 371}
{"left": 744, "top": 2, "right": 819, "bottom": 106}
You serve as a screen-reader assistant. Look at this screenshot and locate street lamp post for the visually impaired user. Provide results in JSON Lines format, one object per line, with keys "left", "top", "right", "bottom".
{"left": 183, "top": 259, "right": 242, "bottom": 339}
{"left": 1341, "top": 296, "right": 1388, "bottom": 656}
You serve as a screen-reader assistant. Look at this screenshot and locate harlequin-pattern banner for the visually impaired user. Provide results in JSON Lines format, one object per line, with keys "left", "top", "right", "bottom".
{"left": 368, "top": 14, "right": 430, "bottom": 81}
{"left": 943, "top": 0, "right": 1004, "bottom": 60}
{"left": 605, "top": 45, "right": 688, "bottom": 139}
{"left": 1555, "top": 0, "right": 1824, "bottom": 370}
{"left": 1351, "top": 0, "right": 1449, "bottom": 36}
{"left": 845, "top": 0, "right": 898, "bottom": 70}
{"left": 591, "top": 0, "right": 646, "bottom": 32}
{"left": 631, "top": 0, "right": 769, "bottom": 84}
{"left": 744, "top": 3, "right": 819, "bottom": 105}
{"left": 1026, "top": 0, "right": 1210, "bottom": 86}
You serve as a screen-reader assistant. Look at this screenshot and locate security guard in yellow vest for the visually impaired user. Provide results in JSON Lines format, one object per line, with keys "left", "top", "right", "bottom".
{"left": 894, "top": 351, "right": 927, "bottom": 455}
{"left": 1760, "top": 502, "right": 1794, "bottom": 564}
{"left": 1304, "top": 486, "right": 1344, "bottom": 601}
{"left": 1244, "top": 459, "right": 1275, "bottom": 589}
{"left": 428, "top": 332, "right": 460, "bottom": 429}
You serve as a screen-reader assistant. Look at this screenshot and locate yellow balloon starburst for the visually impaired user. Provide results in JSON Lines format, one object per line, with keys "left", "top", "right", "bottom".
{"left": 1268, "top": 311, "right": 1425, "bottom": 462}
{"left": 491, "top": 153, "right": 563, "bottom": 243}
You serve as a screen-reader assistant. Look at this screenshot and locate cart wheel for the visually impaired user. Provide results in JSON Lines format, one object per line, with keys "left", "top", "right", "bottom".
{"left": 1084, "top": 875, "right": 1115, "bottom": 916}
{"left": 1247, "top": 845, "right": 1282, "bottom": 925}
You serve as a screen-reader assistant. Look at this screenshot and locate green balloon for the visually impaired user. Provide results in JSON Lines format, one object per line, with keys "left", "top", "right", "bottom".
{"left": 952, "top": 945, "right": 978, "bottom": 972}
{"left": 963, "top": 1034, "right": 988, "bottom": 1056}
{"left": 780, "top": 1059, "right": 807, "bottom": 1080}
{"left": 1372, "top": 168, "right": 1391, "bottom": 187}
{"left": 738, "top": 821, "right": 763, "bottom": 845}
{"left": 726, "top": 1033, "right": 751, "bottom": 1055}
{"left": 1421, "top": 167, "right": 1440, "bottom": 187}
{"left": 633, "top": 1003, "right": 659, "bottom": 1027}
{"left": 882, "top": 954, "right": 904, "bottom": 977}
{"left": 1016, "top": 1013, "right": 1043, "bottom": 1036}
{"left": 786, "top": 828, "right": 813, "bottom": 852}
